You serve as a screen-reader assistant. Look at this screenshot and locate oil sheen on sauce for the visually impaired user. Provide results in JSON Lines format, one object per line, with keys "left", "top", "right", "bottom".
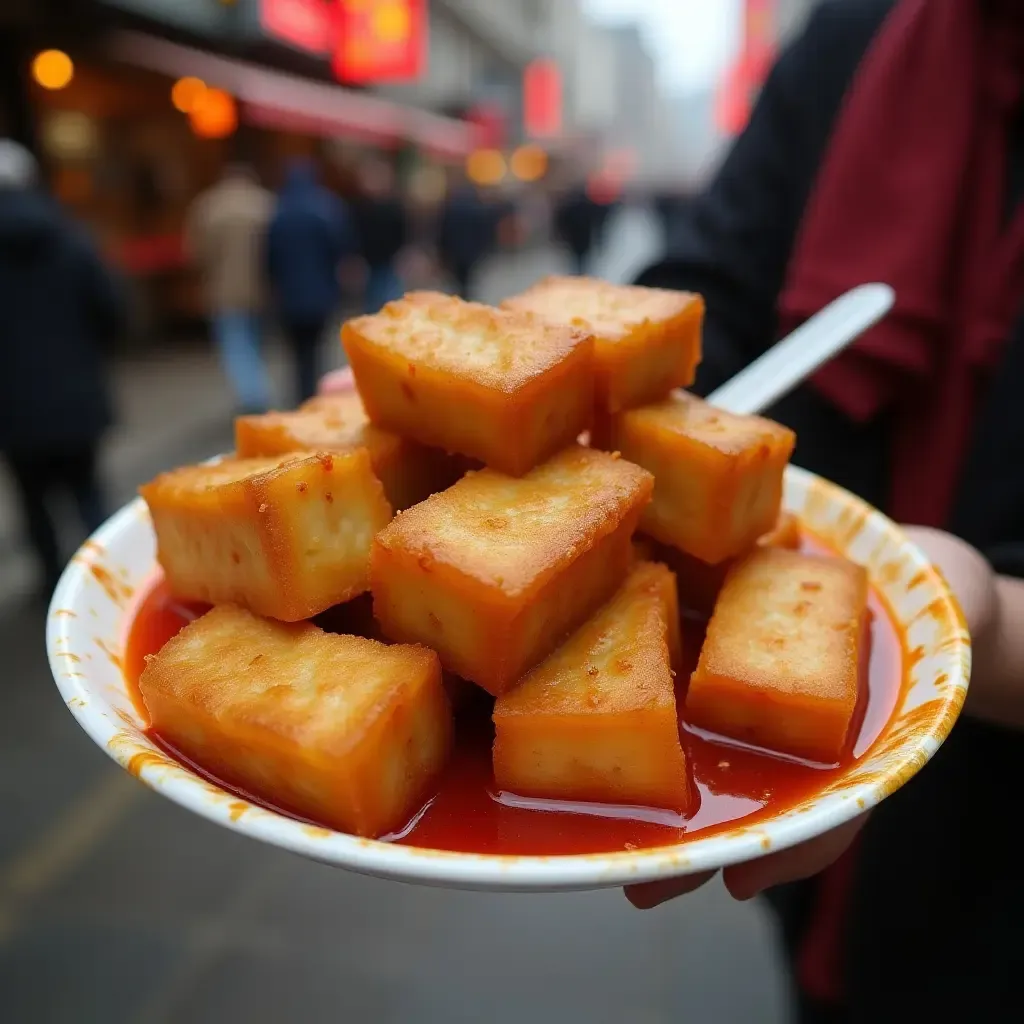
{"left": 123, "top": 535, "right": 903, "bottom": 856}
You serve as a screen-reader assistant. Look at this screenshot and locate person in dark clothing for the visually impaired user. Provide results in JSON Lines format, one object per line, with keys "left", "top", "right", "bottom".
{"left": 0, "top": 140, "right": 121, "bottom": 597}
{"left": 352, "top": 159, "right": 408, "bottom": 313}
{"left": 624, "top": 2, "right": 1024, "bottom": 1021}
{"left": 267, "top": 159, "right": 353, "bottom": 403}
{"left": 554, "top": 185, "right": 607, "bottom": 275}
{"left": 437, "top": 183, "right": 498, "bottom": 299}
{"left": 651, "top": 190, "right": 693, "bottom": 246}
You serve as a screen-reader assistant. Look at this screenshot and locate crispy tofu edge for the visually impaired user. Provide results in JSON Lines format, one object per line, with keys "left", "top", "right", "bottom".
{"left": 342, "top": 297, "right": 594, "bottom": 397}
{"left": 371, "top": 448, "right": 653, "bottom": 603}
{"left": 687, "top": 549, "right": 870, "bottom": 760}
{"left": 140, "top": 606, "right": 449, "bottom": 775}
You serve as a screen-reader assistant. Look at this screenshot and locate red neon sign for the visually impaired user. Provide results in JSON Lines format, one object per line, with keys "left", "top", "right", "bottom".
{"left": 261, "top": 0, "right": 335, "bottom": 55}
{"left": 333, "top": 0, "right": 426, "bottom": 84}
{"left": 523, "top": 58, "right": 562, "bottom": 138}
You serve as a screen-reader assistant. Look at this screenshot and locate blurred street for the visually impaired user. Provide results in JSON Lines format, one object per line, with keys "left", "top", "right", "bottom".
{"left": 0, "top": 203, "right": 665, "bottom": 598}
{"left": 0, "top": 211, "right": 792, "bottom": 1024}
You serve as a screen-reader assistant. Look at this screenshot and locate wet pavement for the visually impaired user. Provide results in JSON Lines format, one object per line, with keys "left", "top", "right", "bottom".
{"left": 0, "top": 213, "right": 793, "bottom": 1023}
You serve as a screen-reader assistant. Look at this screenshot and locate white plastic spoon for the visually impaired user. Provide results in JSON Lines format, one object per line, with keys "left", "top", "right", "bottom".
{"left": 706, "top": 283, "right": 895, "bottom": 416}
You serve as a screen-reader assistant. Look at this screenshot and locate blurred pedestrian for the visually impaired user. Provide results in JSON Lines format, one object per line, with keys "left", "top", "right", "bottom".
{"left": 0, "top": 140, "right": 122, "bottom": 598}
{"left": 634, "top": 0, "right": 1024, "bottom": 1019}
{"left": 352, "top": 158, "right": 408, "bottom": 312}
{"left": 186, "top": 163, "right": 273, "bottom": 413}
{"left": 267, "top": 158, "right": 354, "bottom": 403}
{"left": 437, "top": 180, "right": 499, "bottom": 299}
{"left": 652, "top": 189, "right": 691, "bottom": 246}
{"left": 554, "top": 183, "right": 604, "bottom": 275}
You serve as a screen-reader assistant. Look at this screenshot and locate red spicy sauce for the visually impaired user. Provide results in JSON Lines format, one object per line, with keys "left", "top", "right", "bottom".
{"left": 123, "top": 535, "right": 903, "bottom": 856}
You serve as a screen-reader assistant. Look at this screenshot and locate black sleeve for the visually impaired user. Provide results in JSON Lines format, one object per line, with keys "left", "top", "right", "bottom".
{"left": 984, "top": 544, "right": 1024, "bottom": 580}
{"left": 77, "top": 233, "right": 125, "bottom": 348}
{"left": 636, "top": 0, "right": 892, "bottom": 397}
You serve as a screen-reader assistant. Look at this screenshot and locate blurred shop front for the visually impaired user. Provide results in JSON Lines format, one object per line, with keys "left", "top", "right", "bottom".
{"left": 11, "top": 0, "right": 477, "bottom": 345}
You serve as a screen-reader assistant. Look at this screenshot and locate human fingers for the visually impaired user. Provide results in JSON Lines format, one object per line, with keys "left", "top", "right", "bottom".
{"left": 318, "top": 367, "right": 355, "bottom": 395}
{"left": 623, "top": 870, "right": 717, "bottom": 910}
{"left": 722, "top": 813, "right": 868, "bottom": 901}
{"left": 901, "top": 527, "right": 996, "bottom": 639}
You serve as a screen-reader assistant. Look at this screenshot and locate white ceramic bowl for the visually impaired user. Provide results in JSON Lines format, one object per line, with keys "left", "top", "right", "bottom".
{"left": 47, "top": 465, "right": 969, "bottom": 892}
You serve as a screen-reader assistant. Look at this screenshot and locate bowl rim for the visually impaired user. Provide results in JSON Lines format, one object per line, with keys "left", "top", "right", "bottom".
{"left": 47, "top": 464, "right": 970, "bottom": 891}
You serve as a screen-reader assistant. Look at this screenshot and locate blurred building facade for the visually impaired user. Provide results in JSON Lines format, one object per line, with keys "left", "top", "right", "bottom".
{"left": 383, "top": 1, "right": 685, "bottom": 188}
{"left": 1, "top": 0, "right": 695, "bottom": 337}
{"left": 601, "top": 26, "right": 660, "bottom": 181}
{"left": 380, "top": 0, "right": 589, "bottom": 147}
{"left": 3, "top": 1, "right": 490, "bottom": 339}
{"left": 666, "top": 0, "right": 824, "bottom": 190}
{"left": 570, "top": 17, "right": 619, "bottom": 139}
{"left": 670, "top": 87, "right": 721, "bottom": 189}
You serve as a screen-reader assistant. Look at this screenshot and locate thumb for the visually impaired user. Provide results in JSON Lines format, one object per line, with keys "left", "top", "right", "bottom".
{"left": 624, "top": 870, "right": 717, "bottom": 909}
{"left": 901, "top": 527, "right": 995, "bottom": 638}
{"left": 318, "top": 367, "right": 355, "bottom": 396}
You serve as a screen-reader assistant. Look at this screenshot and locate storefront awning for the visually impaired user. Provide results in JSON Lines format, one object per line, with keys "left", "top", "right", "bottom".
{"left": 106, "top": 30, "right": 476, "bottom": 159}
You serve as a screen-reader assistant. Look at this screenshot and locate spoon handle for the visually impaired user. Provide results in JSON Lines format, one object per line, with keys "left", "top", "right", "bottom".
{"left": 706, "top": 283, "right": 895, "bottom": 417}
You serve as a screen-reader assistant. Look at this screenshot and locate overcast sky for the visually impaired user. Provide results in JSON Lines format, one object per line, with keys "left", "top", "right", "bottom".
{"left": 582, "top": 0, "right": 742, "bottom": 96}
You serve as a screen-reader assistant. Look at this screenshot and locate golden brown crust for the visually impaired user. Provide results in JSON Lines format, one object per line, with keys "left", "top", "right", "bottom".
{"left": 619, "top": 390, "right": 794, "bottom": 458}
{"left": 140, "top": 605, "right": 451, "bottom": 837}
{"left": 370, "top": 446, "right": 652, "bottom": 694}
{"left": 687, "top": 547, "right": 869, "bottom": 762}
{"left": 638, "top": 513, "right": 804, "bottom": 617}
{"left": 235, "top": 392, "right": 399, "bottom": 461}
{"left": 495, "top": 562, "right": 678, "bottom": 717}
{"left": 701, "top": 548, "right": 867, "bottom": 699}
{"left": 141, "top": 455, "right": 288, "bottom": 506}
{"left": 598, "top": 391, "right": 795, "bottom": 564}
{"left": 760, "top": 511, "right": 802, "bottom": 550}
{"left": 492, "top": 561, "right": 691, "bottom": 811}
{"left": 372, "top": 505, "right": 642, "bottom": 694}
{"left": 342, "top": 294, "right": 595, "bottom": 475}
{"left": 234, "top": 393, "right": 466, "bottom": 510}
{"left": 502, "top": 275, "right": 699, "bottom": 342}
{"left": 344, "top": 291, "right": 590, "bottom": 393}
{"left": 141, "top": 452, "right": 392, "bottom": 621}
{"left": 373, "top": 446, "right": 653, "bottom": 598}
{"left": 503, "top": 277, "right": 704, "bottom": 411}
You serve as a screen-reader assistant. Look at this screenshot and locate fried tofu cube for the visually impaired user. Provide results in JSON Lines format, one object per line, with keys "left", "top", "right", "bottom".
{"left": 141, "top": 452, "right": 392, "bottom": 622}
{"left": 631, "top": 535, "right": 656, "bottom": 564}
{"left": 502, "top": 276, "right": 703, "bottom": 413}
{"left": 313, "top": 592, "right": 384, "bottom": 641}
{"left": 760, "top": 511, "right": 801, "bottom": 551}
{"left": 313, "top": 598, "right": 473, "bottom": 711}
{"left": 139, "top": 605, "right": 450, "bottom": 838}
{"left": 642, "top": 514, "right": 804, "bottom": 617}
{"left": 342, "top": 292, "right": 594, "bottom": 475}
{"left": 441, "top": 672, "right": 476, "bottom": 713}
{"left": 371, "top": 446, "right": 653, "bottom": 695}
{"left": 641, "top": 537, "right": 733, "bottom": 619}
{"left": 686, "top": 548, "right": 869, "bottom": 763}
{"left": 493, "top": 562, "right": 690, "bottom": 812}
{"left": 596, "top": 391, "right": 795, "bottom": 565}
{"left": 235, "top": 391, "right": 467, "bottom": 512}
